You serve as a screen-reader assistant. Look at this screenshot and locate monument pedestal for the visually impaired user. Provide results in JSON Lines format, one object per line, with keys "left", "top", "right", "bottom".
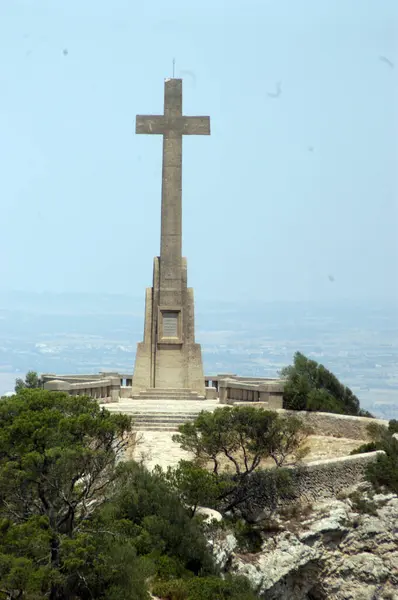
{"left": 132, "top": 257, "right": 205, "bottom": 397}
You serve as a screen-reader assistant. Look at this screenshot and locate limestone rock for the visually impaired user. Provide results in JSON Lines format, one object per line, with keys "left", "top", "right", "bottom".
{"left": 212, "top": 492, "right": 398, "bottom": 600}
{"left": 298, "top": 499, "right": 351, "bottom": 542}
{"left": 231, "top": 532, "right": 321, "bottom": 599}
{"left": 196, "top": 506, "right": 223, "bottom": 523}
{"left": 207, "top": 530, "right": 238, "bottom": 570}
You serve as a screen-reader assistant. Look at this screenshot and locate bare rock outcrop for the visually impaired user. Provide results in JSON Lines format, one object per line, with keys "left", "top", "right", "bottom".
{"left": 209, "top": 489, "right": 398, "bottom": 599}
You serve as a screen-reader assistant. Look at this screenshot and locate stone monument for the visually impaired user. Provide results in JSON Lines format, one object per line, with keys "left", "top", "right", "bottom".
{"left": 132, "top": 78, "right": 210, "bottom": 399}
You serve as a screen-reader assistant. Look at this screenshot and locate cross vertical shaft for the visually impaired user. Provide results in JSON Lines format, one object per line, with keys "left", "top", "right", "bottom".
{"left": 161, "top": 79, "right": 183, "bottom": 291}
{"left": 136, "top": 78, "right": 210, "bottom": 297}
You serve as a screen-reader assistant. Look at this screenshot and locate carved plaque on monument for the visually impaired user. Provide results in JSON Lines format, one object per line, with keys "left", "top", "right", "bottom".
{"left": 162, "top": 311, "right": 179, "bottom": 337}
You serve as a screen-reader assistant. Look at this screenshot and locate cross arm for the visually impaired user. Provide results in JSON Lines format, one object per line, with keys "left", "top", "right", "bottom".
{"left": 182, "top": 116, "right": 210, "bottom": 135}
{"left": 136, "top": 115, "right": 166, "bottom": 135}
{"left": 136, "top": 115, "right": 211, "bottom": 136}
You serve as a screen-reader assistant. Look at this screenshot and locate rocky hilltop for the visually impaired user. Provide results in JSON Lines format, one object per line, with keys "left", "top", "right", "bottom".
{"left": 210, "top": 485, "right": 398, "bottom": 600}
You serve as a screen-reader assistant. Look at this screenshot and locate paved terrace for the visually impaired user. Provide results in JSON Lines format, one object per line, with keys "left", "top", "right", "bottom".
{"left": 103, "top": 398, "right": 223, "bottom": 470}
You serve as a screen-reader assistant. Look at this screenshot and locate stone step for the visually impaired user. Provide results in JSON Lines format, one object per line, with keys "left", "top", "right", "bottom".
{"left": 132, "top": 388, "right": 205, "bottom": 401}
{"left": 103, "top": 408, "right": 199, "bottom": 423}
{"left": 134, "top": 424, "right": 178, "bottom": 431}
{"left": 104, "top": 406, "right": 201, "bottom": 415}
{"left": 100, "top": 400, "right": 220, "bottom": 414}
{"left": 103, "top": 402, "right": 217, "bottom": 410}
{"left": 128, "top": 412, "right": 198, "bottom": 418}
{"left": 132, "top": 416, "right": 195, "bottom": 423}
{"left": 100, "top": 399, "right": 221, "bottom": 431}
{"left": 139, "top": 388, "right": 198, "bottom": 394}
{"left": 132, "top": 394, "right": 205, "bottom": 400}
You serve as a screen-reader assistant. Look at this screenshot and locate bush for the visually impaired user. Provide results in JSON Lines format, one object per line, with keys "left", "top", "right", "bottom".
{"left": 388, "top": 419, "right": 398, "bottom": 435}
{"left": 152, "top": 575, "right": 258, "bottom": 600}
{"left": 99, "top": 461, "right": 215, "bottom": 578}
{"left": 349, "top": 491, "right": 378, "bottom": 516}
{"left": 159, "top": 460, "right": 227, "bottom": 517}
{"left": 220, "top": 467, "right": 297, "bottom": 521}
{"left": 230, "top": 519, "right": 263, "bottom": 553}
{"left": 350, "top": 441, "right": 378, "bottom": 455}
{"left": 364, "top": 423, "right": 398, "bottom": 495}
{"left": 280, "top": 352, "right": 367, "bottom": 415}
{"left": 366, "top": 449, "right": 398, "bottom": 496}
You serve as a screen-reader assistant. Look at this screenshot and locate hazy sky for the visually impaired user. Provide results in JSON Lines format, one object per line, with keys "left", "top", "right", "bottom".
{"left": 0, "top": 0, "right": 397, "bottom": 303}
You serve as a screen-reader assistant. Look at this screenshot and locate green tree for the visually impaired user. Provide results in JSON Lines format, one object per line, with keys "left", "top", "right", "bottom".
{"left": 0, "top": 388, "right": 257, "bottom": 599}
{"left": 280, "top": 351, "right": 370, "bottom": 415}
{"left": 158, "top": 460, "right": 228, "bottom": 517}
{"left": 0, "top": 388, "right": 139, "bottom": 600}
{"left": 173, "top": 406, "right": 311, "bottom": 476}
{"left": 100, "top": 460, "right": 215, "bottom": 578}
{"left": 14, "top": 371, "right": 42, "bottom": 393}
{"left": 171, "top": 407, "right": 308, "bottom": 519}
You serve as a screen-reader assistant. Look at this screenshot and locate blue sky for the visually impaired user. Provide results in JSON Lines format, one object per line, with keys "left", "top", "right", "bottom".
{"left": 0, "top": 0, "right": 397, "bottom": 303}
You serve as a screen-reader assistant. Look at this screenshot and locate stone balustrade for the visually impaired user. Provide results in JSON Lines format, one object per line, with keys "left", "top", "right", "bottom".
{"left": 42, "top": 371, "right": 285, "bottom": 407}
{"left": 216, "top": 377, "right": 285, "bottom": 408}
{"left": 42, "top": 374, "right": 121, "bottom": 402}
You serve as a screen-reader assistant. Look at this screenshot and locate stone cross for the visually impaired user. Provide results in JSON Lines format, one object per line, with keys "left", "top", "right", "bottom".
{"left": 136, "top": 79, "right": 210, "bottom": 290}
{"left": 132, "top": 78, "right": 210, "bottom": 395}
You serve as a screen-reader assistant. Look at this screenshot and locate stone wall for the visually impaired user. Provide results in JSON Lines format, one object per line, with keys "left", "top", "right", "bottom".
{"left": 227, "top": 404, "right": 387, "bottom": 440}
{"left": 275, "top": 410, "right": 388, "bottom": 440}
{"left": 218, "top": 378, "right": 284, "bottom": 408}
{"left": 43, "top": 376, "right": 121, "bottom": 402}
{"left": 288, "top": 451, "right": 384, "bottom": 502}
{"left": 239, "top": 451, "right": 384, "bottom": 520}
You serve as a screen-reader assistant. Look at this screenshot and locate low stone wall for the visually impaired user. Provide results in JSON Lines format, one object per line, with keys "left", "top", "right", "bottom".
{"left": 288, "top": 451, "right": 384, "bottom": 502}
{"left": 120, "top": 386, "right": 133, "bottom": 399}
{"left": 43, "top": 376, "right": 121, "bottom": 402}
{"left": 238, "top": 451, "right": 384, "bottom": 520}
{"left": 223, "top": 405, "right": 387, "bottom": 440}
{"left": 219, "top": 378, "right": 284, "bottom": 408}
{"left": 206, "top": 387, "right": 218, "bottom": 400}
{"left": 275, "top": 409, "right": 388, "bottom": 440}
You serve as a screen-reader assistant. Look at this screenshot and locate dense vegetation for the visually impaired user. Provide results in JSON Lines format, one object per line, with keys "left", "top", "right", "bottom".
{"left": 165, "top": 406, "right": 310, "bottom": 520}
{"left": 351, "top": 421, "right": 398, "bottom": 496}
{"left": 14, "top": 370, "right": 43, "bottom": 393}
{"left": 0, "top": 389, "right": 256, "bottom": 600}
{"left": 281, "top": 351, "right": 374, "bottom": 416}
{"left": 1, "top": 366, "right": 390, "bottom": 599}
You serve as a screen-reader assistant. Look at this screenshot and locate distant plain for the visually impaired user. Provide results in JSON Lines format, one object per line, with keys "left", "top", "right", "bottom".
{"left": 1, "top": 292, "right": 397, "bottom": 419}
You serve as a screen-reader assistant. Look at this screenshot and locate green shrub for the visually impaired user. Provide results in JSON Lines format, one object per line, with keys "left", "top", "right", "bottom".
{"left": 349, "top": 491, "right": 378, "bottom": 516}
{"left": 152, "top": 575, "right": 258, "bottom": 600}
{"left": 279, "top": 501, "right": 313, "bottom": 522}
{"left": 231, "top": 519, "right": 263, "bottom": 553}
{"left": 100, "top": 461, "right": 215, "bottom": 577}
{"left": 366, "top": 448, "right": 398, "bottom": 495}
{"left": 363, "top": 422, "right": 398, "bottom": 496}
{"left": 388, "top": 419, "right": 398, "bottom": 435}
{"left": 350, "top": 441, "right": 378, "bottom": 455}
{"left": 280, "top": 351, "right": 365, "bottom": 415}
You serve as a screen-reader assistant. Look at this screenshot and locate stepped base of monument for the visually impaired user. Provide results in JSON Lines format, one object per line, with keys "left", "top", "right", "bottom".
{"left": 100, "top": 398, "right": 222, "bottom": 431}
{"left": 131, "top": 388, "right": 205, "bottom": 401}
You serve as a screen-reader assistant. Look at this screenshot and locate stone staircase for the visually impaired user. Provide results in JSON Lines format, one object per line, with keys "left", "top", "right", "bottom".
{"left": 101, "top": 398, "right": 220, "bottom": 431}
{"left": 131, "top": 388, "right": 205, "bottom": 401}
